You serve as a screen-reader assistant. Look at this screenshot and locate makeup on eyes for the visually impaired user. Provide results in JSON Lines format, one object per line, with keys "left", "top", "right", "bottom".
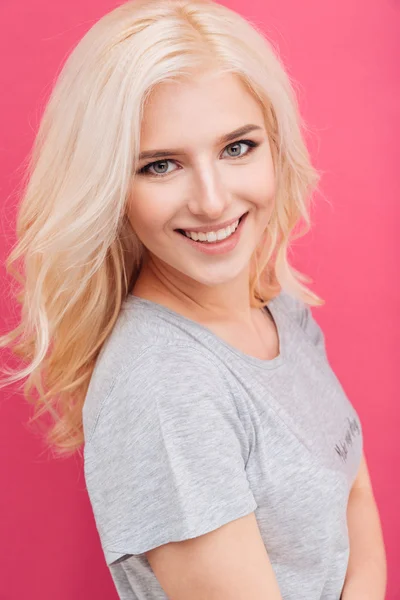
{"left": 136, "top": 138, "right": 261, "bottom": 178}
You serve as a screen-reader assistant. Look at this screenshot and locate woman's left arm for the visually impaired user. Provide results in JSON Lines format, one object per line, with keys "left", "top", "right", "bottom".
{"left": 340, "top": 452, "right": 387, "bottom": 600}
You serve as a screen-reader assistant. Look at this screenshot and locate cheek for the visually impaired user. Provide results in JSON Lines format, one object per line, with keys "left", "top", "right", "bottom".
{"left": 127, "top": 181, "right": 179, "bottom": 236}
{"left": 228, "top": 145, "right": 276, "bottom": 206}
{"left": 236, "top": 163, "right": 275, "bottom": 208}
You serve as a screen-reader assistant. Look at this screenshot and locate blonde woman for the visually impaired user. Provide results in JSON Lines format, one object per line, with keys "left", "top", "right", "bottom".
{"left": 1, "top": 0, "right": 386, "bottom": 598}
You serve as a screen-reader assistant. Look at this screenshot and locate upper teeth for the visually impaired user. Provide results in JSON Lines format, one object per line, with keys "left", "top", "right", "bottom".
{"left": 184, "top": 219, "right": 240, "bottom": 242}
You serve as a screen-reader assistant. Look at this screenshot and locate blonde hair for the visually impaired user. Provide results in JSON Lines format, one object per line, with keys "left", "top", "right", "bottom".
{"left": 1, "top": 0, "right": 324, "bottom": 457}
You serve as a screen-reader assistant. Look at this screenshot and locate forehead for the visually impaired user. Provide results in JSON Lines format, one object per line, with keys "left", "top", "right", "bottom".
{"left": 140, "top": 71, "right": 265, "bottom": 145}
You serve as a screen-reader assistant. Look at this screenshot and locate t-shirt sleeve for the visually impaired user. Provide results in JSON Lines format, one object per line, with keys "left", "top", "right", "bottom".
{"left": 83, "top": 344, "right": 257, "bottom": 566}
{"left": 276, "top": 290, "right": 328, "bottom": 359}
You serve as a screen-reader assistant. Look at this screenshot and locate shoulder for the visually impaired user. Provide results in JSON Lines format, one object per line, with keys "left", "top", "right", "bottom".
{"left": 269, "top": 289, "right": 309, "bottom": 324}
{"left": 82, "top": 342, "right": 256, "bottom": 566}
{"left": 83, "top": 339, "right": 231, "bottom": 446}
{"left": 271, "top": 289, "right": 327, "bottom": 357}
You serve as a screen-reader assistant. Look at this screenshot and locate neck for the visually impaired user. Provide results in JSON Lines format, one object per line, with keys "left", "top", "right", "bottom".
{"left": 132, "top": 254, "right": 255, "bottom": 324}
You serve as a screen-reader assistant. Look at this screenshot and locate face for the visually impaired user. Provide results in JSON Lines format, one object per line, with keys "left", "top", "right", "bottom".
{"left": 127, "top": 69, "right": 276, "bottom": 289}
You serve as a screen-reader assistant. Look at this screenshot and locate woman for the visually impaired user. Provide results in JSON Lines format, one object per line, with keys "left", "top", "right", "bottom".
{"left": 0, "top": 0, "right": 386, "bottom": 598}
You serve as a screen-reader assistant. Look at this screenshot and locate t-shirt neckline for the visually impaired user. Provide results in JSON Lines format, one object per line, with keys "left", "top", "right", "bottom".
{"left": 122, "top": 293, "right": 285, "bottom": 370}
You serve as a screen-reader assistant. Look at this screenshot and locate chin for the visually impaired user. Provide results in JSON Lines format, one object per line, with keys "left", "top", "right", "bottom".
{"left": 179, "top": 258, "right": 250, "bottom": 287}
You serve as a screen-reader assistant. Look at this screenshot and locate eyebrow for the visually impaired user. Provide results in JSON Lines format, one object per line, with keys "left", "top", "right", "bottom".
{"left": 137, "top": 124, "right": 264, "bottom": 162}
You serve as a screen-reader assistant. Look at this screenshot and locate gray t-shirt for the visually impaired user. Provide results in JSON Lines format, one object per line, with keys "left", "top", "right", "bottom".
{"left": 82, "top": 290, "right": 363, "bottom": 600}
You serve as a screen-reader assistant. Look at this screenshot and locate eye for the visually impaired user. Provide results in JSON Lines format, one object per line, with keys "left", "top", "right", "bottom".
{"left": 137, "top": 139, "right": 259, "bottom": 178}
{"left": 222, "top": 140, "right": 258, "bottom": 159}
{"left": 139, "top": 159, "right": 178, "bottom": 177}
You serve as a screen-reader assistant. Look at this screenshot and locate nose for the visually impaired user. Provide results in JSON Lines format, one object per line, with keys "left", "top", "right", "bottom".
{"left": 187, "top": 161, "right": 232, "bottom": 220}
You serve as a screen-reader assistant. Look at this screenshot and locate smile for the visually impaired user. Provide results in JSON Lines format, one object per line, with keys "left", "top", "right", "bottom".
{"left": 183, "top": 219, "right": 240, "bottom": 243}
{"left": 176, "top": 212, "right": 247, "bottom": 244}
{"left": 175, "top": 212, "right": 249, "bottom": 256}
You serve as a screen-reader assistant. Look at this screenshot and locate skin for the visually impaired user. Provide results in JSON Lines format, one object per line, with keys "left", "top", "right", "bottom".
{"left": 340, "top": 452, "right": 387, "bottom": 599}
{"left": 127, "top": 68, "right": 279, "bottom": 359}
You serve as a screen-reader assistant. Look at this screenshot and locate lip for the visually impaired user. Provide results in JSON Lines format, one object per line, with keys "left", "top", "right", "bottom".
{"left": 175, "top": 212, "right": 247, "bottom": 234}
{"left": 175, "top": 211, "right": 248, "bottom": 255}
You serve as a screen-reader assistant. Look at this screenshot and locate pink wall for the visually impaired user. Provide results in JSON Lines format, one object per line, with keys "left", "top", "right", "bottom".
{"left": 0, "top": 0, "right": 398, "bottom": 598}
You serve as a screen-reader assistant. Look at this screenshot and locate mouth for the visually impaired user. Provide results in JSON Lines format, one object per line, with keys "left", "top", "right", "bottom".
{"left": 175, "top": 212, "right": 248, "bottom": 244}
{"left": 174, "top": 211, "right": 249, "bottom": 256}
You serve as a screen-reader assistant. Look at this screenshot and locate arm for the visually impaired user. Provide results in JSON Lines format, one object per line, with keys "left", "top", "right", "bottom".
{"left": 340, "top": 452, "right": 387, "bottom": 600}
{"left": 146, "top": 511, "right": 283, "bottom": 600}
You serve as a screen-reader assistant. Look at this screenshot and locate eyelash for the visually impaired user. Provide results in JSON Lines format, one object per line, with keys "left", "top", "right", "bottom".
{"left": 137, "top": 139, "right": 260, "bottom": 178}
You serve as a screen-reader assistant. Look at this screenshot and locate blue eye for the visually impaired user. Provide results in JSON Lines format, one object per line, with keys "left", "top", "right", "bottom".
{"left": 146, "top": 160, "right": 174, "bottom": 176}
{"left": 222, "top": 140, "right": 257, "bottom": 158}
{"left": 138, "top": 139, "right": 259, "bottom": 178}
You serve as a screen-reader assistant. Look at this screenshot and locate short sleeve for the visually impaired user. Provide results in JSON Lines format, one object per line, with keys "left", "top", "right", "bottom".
{"left": 275, "top": 290, "right": 328, "bottom": 358}
{"left": 83, "top": 344, "right": 257, "bottom": 566}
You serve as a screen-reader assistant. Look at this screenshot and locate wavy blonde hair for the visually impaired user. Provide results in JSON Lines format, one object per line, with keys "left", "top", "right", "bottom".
{"left": 1, "top": 0, "right": 324, "bottom": 457}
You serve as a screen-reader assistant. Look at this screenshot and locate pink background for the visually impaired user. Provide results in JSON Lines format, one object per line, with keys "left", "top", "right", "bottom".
{"left": 0, "top": 0, "right": 398, "bottom": 598}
